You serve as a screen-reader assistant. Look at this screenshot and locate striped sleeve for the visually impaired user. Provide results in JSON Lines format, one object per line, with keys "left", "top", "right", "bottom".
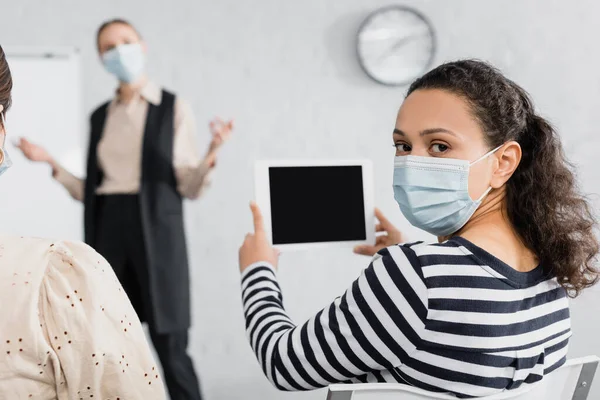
{"left": 240, "top": 246, "right": 428, "bottom": 391}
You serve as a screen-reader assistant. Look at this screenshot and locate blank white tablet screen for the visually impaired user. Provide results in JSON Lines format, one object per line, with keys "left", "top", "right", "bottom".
{"left": 268, "top": 165, "right": 366, "bottom": 245}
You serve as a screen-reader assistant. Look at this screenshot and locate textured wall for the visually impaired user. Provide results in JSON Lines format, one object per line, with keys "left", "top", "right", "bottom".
{"left": 1, "top": 0, "right": 599, "bottom": 399}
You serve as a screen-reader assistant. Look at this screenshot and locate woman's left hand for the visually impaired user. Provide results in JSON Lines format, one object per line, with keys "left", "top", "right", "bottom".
{"left": 204, "top": 117, "right": 233, "bottom": 168}
{"left": 209, "top": 117, "right": 233, "bottom": 147}
{"left": 239, "top": 202, "right": 280, "bottom": 273}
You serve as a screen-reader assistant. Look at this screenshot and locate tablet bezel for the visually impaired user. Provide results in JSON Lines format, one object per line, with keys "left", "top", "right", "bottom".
{"left": 254, "top": 159, "right": 375, "bottom": 251}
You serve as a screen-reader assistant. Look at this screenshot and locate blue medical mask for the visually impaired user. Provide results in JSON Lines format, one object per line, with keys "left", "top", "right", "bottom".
{"left": 393, "top": 145, "right": 502, "bottom": 237}
{"left": 102, "top": 43, "right": 146, "bottom": 83}
{"left": 0, "top": 113, "right": 12, "bottom": 177}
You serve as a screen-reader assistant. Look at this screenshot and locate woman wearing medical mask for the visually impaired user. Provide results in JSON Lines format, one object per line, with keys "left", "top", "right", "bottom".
{"left": 0, "top": 45, "right": 166, "bottom": 399}
{"left": 237, "top": 60, "right": 598, "bottom": 397}
{"left": 16, "top": 19, "right": 230, "bottom": 400}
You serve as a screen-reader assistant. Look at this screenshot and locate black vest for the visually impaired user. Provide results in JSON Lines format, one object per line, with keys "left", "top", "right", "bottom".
{"left": 84, "top": 90, "right": 190, "bottom": 333}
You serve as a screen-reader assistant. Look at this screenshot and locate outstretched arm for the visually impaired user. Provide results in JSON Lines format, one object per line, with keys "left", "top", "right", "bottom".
{"left": 238, "top": 204, "right": 427, "bottom": 390}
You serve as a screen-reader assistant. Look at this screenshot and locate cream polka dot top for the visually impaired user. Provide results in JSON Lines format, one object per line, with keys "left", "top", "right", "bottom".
{"left": 0, "top": 235, "right": 166, "bottom": 399}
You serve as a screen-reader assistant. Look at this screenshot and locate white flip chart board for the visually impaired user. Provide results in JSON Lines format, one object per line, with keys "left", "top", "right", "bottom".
{"left": 0, "top": 47, "right": 85, "bottom": 240}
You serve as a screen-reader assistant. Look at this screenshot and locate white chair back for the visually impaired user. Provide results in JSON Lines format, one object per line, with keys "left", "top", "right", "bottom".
{"left": 326, "top": 356, "right": 599, "bottom": 400}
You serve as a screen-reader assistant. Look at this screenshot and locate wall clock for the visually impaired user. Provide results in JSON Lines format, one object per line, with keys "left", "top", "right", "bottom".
{"left": 357, "top": 6, "right": 436, "bottom": 86}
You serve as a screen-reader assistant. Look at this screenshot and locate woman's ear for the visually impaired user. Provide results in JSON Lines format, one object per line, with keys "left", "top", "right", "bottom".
{"left": 490, "top": 141, "right": 521, "bottom": 189}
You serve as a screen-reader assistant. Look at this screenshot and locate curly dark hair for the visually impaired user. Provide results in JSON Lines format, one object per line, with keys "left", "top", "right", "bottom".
{"left": 407, "top": 59, "right": 599, "bottom": 297}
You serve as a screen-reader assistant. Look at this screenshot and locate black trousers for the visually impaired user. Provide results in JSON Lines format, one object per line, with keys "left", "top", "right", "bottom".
{"left": 95, "top": 194, "right": 202, "bottom": 400}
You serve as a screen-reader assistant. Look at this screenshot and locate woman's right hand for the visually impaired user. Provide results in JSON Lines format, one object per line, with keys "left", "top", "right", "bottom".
{"left": 15, "top": 138, "right": 52, "bottom": 163}
{"left": 353, "top": 208, "right": 405, "bottom": 257}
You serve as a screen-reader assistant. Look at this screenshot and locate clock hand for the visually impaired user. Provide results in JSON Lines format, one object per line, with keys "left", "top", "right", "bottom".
{"left": 376, "top": 33, "right": 426, "bottom": 63}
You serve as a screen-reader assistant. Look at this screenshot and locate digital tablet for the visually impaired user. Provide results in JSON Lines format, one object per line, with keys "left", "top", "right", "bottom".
{"left": 254, "top": 159, "right": 375, "bottom": 251}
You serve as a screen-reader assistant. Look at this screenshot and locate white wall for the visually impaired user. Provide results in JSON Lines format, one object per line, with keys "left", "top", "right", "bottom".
{"left": 1, "top": 0, "right": 599, "bottom": 399}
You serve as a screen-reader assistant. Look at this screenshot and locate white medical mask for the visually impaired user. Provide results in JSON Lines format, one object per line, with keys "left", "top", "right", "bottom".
{"left": 393, "top": 145, "right": 502, "bottom": 237}
{"left": 0, "top": 112, "right": 12, "bottom": 176}
{"left": 102, "top": 43, "right": 146, "bottom": 83}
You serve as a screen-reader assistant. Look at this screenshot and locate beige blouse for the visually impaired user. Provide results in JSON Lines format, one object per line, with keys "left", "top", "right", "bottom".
{"left": 53, "top": 80, "right": 211, "bottom": 201}
{"left": 0, "top": 234, "right": 166, "bottom": 399}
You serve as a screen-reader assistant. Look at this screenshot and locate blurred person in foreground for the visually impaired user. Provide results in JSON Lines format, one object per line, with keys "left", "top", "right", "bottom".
{"left": 0, "top": 44, "right": 166, "bottom": 399}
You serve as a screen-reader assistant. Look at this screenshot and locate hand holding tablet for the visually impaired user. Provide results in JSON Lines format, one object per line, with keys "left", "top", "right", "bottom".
{"left": 353, "top": 208, "right": 405, "bottom": 257}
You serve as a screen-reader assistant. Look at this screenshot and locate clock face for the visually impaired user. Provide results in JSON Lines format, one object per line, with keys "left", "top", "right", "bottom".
{"left": 357, "top": 6, "right": 436, "bottom": 86}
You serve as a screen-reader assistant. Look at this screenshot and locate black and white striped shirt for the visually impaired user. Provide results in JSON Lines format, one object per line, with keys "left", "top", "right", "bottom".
{"left": 240, "top": 237, "right": 570, "bottom": 398}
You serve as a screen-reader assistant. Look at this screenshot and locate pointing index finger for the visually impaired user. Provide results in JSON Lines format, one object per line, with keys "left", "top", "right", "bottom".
{"left": 250, "top": 202, "right": 265, "bottom": 233}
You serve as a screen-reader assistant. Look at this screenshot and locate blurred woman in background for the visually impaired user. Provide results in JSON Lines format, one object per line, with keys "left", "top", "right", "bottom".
{"left": 0, "top": 44, "right": 166, "bottom": 399}
{"left": 238, "top": 60, "right": 598, "bottom": 397}
{"left": 17, "top": 19, "right": 231, "bottom": 400}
